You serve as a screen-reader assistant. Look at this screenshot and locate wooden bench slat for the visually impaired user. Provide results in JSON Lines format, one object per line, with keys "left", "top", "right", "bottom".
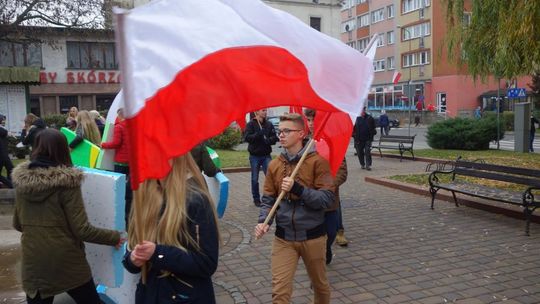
{"left": 454, "top": 167, "right": 540, "bottom": 188}
{"left": 456, "top": 161, "right": 540, "bottom": 178}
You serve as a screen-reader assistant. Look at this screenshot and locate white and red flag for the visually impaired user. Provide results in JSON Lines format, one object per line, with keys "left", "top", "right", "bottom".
{"left": 392, "top": 71, "right": 402, "bottom": 84}
{"left": 114, "top": 0, "right": 374, "bottom": 187}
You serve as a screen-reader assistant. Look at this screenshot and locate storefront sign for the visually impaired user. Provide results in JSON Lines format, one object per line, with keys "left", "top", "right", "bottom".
{"left": 39, "top": 71, "right": 121, "bottom": 84}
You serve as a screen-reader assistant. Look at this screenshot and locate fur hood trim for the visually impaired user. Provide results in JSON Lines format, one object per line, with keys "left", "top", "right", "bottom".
{"left": 12, "top": 161, "right": 84, "bottom": 193}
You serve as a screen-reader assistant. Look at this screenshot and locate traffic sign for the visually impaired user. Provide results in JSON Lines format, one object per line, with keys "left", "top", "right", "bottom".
{"left": 507, "top": 88, "right": 527, "bottom": 98}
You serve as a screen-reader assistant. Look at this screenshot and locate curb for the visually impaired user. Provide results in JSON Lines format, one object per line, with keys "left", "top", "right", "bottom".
{"left": 365, "top": 176, "right": 540, "bottom": 224}
{"left": 222, "top": 167, "right": 250, "bottom": 174}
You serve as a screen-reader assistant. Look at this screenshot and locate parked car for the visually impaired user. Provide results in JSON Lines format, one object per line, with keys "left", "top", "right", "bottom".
{"left": 370, "top": 112, "right": 400, "bottom": 129}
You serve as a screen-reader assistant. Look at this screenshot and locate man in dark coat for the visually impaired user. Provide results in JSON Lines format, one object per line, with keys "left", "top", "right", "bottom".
{"left": 244, "top": 109, "right": 278, "bottom": 206}
{"left": 354, "top": 107, "right": 376, "bottom": 170}
{"left": 0, "top": 115, "right": 13, "bottom": 188}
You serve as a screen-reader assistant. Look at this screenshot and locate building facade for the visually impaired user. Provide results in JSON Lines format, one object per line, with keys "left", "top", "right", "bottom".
{"left": 340, "top": 0, "right": 533, "bottom": 117}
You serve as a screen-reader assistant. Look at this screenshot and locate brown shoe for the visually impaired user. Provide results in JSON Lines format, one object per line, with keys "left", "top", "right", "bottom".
{"left": 336, "top": 229, "right": 348, "bottom": 247}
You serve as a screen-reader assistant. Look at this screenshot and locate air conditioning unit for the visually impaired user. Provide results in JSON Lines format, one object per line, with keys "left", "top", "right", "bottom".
{"left": 419, "top": 66, "right": 425, "bottom": 77}
{"left": 419, "top": 37, "right": 425, "bottom": 48}
{"left": 348, "top": 8, "right": 352, "bottom": 18}
{"left": 419, "top": 8, "right": 425, "bottom": 19}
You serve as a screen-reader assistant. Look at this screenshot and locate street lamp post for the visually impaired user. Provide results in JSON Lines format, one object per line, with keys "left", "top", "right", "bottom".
{"left": 398, "top": 26, "right": 413, "bottom": 136}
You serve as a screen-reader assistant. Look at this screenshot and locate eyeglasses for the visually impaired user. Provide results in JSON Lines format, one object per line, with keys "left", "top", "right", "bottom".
{"left": 277, "top": 129, "right": 302, "bottom": 136}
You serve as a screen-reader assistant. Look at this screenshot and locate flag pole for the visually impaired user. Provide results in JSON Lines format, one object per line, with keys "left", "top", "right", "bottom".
{"left": 114, "top": 8, "right": 147, "bottom": 284}
{"left": 258, "top": 113, "right": 331, "bottom": 233}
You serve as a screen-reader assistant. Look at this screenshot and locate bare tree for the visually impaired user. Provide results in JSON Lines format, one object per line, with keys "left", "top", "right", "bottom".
{"left": 0, "top": 0, "right": 106, "bottom": 39}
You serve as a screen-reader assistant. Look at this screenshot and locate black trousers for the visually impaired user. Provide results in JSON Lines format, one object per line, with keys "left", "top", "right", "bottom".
{"left": 114, "top": 164, "right": 133, "bottom": 229}
{"left": 26, "top": 279, "right": 101, "bottom": 304}
{"left": 355, "top": 140, "right": 372, "bottom": 167}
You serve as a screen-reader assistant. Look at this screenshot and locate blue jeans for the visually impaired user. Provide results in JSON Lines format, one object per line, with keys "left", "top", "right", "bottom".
{"left": 249, "top": 155, "right": 271, "bottom": 201}
{"left": 325, "top": 210, "right": 338, "bottom": 251}
{"left": 337, "top": 202, "right": 345, "bottom": 230}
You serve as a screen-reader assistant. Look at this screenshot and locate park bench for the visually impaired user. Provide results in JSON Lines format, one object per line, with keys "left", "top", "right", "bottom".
{"left": 372, "top": 135, "right": 415, "bottom": 161}
{"left": 429, "top": 159, "right": 540, "bottom": 235}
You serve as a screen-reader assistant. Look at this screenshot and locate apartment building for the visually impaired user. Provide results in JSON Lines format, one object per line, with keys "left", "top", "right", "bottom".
{"left": 341, "top": 0, "right": 532, "bottom": 117}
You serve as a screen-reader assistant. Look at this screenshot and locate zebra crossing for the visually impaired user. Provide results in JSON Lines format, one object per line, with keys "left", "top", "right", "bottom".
{"left": 490, "top": 140, "right": 540, "bottom": 152}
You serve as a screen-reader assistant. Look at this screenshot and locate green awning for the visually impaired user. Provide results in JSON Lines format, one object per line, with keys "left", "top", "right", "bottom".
{"left": 0, "top": 67, "right": 40, "bottom": 84}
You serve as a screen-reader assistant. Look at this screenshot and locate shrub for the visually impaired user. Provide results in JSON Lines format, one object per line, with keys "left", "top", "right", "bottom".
{"left": 482, "top": 111, "right": 514, "bottom": 131}
{"left": 7, "top": 135, "right": 29, "bottom": 159}
{"left": 43, "top": 114, "right": 68, "bottom": 129}
{"left": 207, "top": 127, "right": 242, "bottom": 150}
{"left": 427, "top": 117, "right": 504, "bottom": 150}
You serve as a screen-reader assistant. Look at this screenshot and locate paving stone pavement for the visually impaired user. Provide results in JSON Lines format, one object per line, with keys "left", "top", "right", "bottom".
{"left": 1, "top": 153, "right": 540, "bottom": 303}
{"left": 215, "top": 153, "right": 540, "bottom": 303}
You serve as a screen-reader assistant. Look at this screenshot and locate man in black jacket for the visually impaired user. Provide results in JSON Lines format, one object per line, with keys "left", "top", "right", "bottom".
{"left": 353, "top": 107, "right": 376, "bottom": 170}
{"left": 244, "top": 109, "right": 278, "bottom": 206}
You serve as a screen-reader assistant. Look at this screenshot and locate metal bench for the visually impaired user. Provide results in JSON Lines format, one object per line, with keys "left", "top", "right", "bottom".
{"left": 429, "top": 159, "right": 540, "bottom": 235}
{"left": 372, "top": 135, "right": 415, "bottom": 161}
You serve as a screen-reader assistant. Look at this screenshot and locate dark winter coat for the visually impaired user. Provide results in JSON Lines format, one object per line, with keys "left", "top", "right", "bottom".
{"left": 379, "top": 114, "right": 389, "bottom": 127}
{"left": 244, "top": 119, "right": 278, "bottom": 156}
{"left": 21, "top": 118, "right": 46, "bottom": 148}
{"left": 12, "top": 161, "right": 120, "bottom": 299}
{"left": 532, "top": 116, "right": 539, "bottom": 133}
{"left": 122, "top": 186, "right": 219, "bottom": 304}
{"left": 354, "top": 114, "right": 376, "bottom": 142}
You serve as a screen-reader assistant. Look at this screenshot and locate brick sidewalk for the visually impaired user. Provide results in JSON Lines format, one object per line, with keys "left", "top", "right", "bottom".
{"left": 215, "top": 155, "right": 540, "bottom": 303}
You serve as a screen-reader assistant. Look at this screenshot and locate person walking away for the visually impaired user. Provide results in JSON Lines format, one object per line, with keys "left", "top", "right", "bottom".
{"left": 354, "top": 107, "right": 376, "bottom": 171}
{"left": 123, "top": 154, "right": 220, "bottom": 304}
{"left": 531, "top": 114, "right": 539, "bottom": 152}
{"left": 255, "top": 113, "right": 335, "bottom": 304}
{"left": 0, "top": 115, "right": 13, "bottom": 188}
{"left": 244, "top": 109, "right": 278, "bottom": 206}
{"left": 304, "top": 109, "right": 348, "bottom": 262}
{"left": 21, "top": 113, "right": 46, "bottom": 149}
{"left": 12, "top": 128, "right": 123, "bottom": 304}
{"left": 69, "top": 110, "right": 102, "bottom": 149}
{"left": 379, "top": 110, "right": 390, "bottom": 136}
{"left": 101, "top": 108, "right": 132, "bottom": 227}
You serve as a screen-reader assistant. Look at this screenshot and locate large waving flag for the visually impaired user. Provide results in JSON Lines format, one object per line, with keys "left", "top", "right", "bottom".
{"left": 115, "top": 0, "right": 374, "bottom": 188}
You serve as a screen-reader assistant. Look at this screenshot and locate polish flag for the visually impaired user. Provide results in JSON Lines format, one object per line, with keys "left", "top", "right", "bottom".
{"left": 114, "top": 0, "right": 374, "bottom": 187}
{"left": 392, "top": 71, "right": 402, "bottom": 84}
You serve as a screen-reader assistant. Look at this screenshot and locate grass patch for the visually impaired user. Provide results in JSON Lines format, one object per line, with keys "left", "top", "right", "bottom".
{"left": 216, "top": 149, "right": 250, "bottom": 168}
{"left": 387, "top": 149, "right": 540, "bottom": 192}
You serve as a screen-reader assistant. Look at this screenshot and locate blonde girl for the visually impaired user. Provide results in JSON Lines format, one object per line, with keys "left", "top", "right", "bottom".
{"left": 68, "top": 110, "right": 102, "bottom": 148}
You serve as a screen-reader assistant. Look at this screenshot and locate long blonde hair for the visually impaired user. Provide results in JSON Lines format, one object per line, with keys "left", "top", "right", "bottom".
{"left": 76, "top": 110, "right": 101, "bottom": 146}
{"left": 128, "top": 154, "right": 219, "bottom": 253}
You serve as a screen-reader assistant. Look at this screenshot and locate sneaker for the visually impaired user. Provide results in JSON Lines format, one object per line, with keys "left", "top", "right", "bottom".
{"left": 366, "top": 167, "right": 371, "bottom": 171}
{"left": 361, "top": 166, "right": 366, "bottom": 169}
{"left": 253, "top": 199, "right": 261, "bottom": 207}
{"left": 336, "top": 229, "right": 348, "bottom": 247}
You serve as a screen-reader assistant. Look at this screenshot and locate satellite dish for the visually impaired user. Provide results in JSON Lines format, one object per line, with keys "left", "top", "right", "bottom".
{"left": 345, "top": 24, "right": 350, "bottom": 32}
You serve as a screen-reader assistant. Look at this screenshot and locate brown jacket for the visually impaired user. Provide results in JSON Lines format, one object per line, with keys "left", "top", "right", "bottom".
{"left": 259, "top": 147, "right": 335, "bottom": 241}
{"left": 12, "top": 162, "right": 120, "bottom": 298}
{"left": 327, "top": 159, "right": 348, "bottom": 211}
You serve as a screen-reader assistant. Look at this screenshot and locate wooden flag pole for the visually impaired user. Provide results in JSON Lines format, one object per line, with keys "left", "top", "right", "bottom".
{"left": 258, "top": 138, "right": 316, "bottom": 231}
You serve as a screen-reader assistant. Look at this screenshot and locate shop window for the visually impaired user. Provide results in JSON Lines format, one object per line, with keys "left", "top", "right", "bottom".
{"left": 66, "top": 41, "right": 118, "bottom": 70}
{"left": 59, "top": 96, "right": 79, "bottom": 114}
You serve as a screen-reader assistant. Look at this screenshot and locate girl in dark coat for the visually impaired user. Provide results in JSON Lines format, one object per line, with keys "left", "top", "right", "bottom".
{"left": 12, "top": 128, "right": 123, "bottom": 303}
{"left": 123, "top": 154, "right": 220, "bottom": 304}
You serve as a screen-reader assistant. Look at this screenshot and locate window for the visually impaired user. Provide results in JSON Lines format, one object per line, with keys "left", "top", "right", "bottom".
{"left": 346, "top": 41, "right": 356, "bottom": 49}
{"left": 358, "top": 37, "right": 370, "bottom": 52}
{"left": 59, "top": 96, "right": 79, "bottom": 114}
{"left": 341, "top": 0, "right": 353, "bottom": 9}
{"left": 402, "top": 0, "right": 430, "bottom": 14}
{"left": 0, "top": 41, "right": 42, "bottom": 67}
{"left": 310, "top": 17, "right": 321, "bottom": 31}
{"left": 387, "top": 31, "right": 395, "bottom": 44}
{"left": 341, "top": 19, "right": 356, "bottom": 33}
{"left": 387, "top": 5, "right": 395, "bottom": 18}
{"left": 66, "top": 42, "right": 118, "bottom": 69}
{"left": 371, "top": 8, "right": 384, "bottom": 24}
{"left": 358, "top": 14, "right": 369, "bottom": 28}
{"left": 376, "top": 35, "right": 384, "bottom": 47}
{"left": 463, "top": 12, "right": 472, "bottom": 26}
{"left": 357, "top": 0, "right": 367, "bottom": 3}
{"left": 373, "top": 59, "right": 386, "bottom": 72}
{"left": 96, "top": 95, "right": 116, "bottom": 112}
{"left": 387, "top": 56, "right": 395, "bottom": 69}
{"left": 402, "top": 51, "right": 430, "bottom": 67}
{"left": 402, "top": 22, "right": 431, "bottom": 40}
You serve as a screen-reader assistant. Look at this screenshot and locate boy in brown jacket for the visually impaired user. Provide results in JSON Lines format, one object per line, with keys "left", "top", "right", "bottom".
{"left": 255, "top": 113, "right": 335, "bottom": 304}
